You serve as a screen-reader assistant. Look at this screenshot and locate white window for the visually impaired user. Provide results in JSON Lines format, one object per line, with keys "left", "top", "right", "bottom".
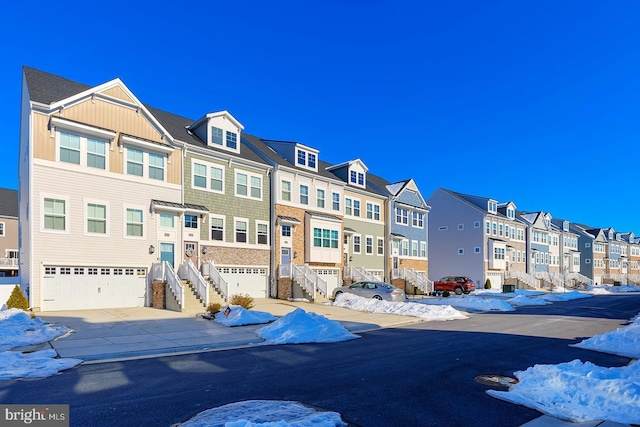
{"left": 256, "top": 221, "right": 268, "bottom": 245}
{"left": 59, "top": 132, "right": 80, "bottom": 164}
{"left": 210, "top": 126, "right": 223, "bottom": 145}
{"left": 210, "top": 215, "right": 224, "bottom": 241}
{"left": 377, "top": 238, "right": 385, "bottom": 256}
{"left": 300, "top": 185, "right": 309, "bottom": 205}
{"left": 314, "top": 228, "right": 339, "bottom": 248}
{"left": 282, "top": 225, "right": 291, "bottom": 237}
{"left": 126, "top": 147, "right": 144, "bottom": 176}
{"left": 458, "top": 248, "right": 464, "bottom": 255}
{"left": 474, "top": 221, "right": 481, "bottom": 228}
{"left": 185, "top": 214, "right": 198, "bottom": 229}
{"left": 475, "top": 247, "right": 481, "bottom": 254}
{"left": 282, "top": 180, "right": 291, "bottom": 201}
{"left": 332, "top": 192, "right": 340, "bottom": 211}
{"left": 420, "top": 242, "right": 427, "bottom": 258}
{"left": 0, "top": 222, "right": 4, "bottom": 236}
{"left": 148, "top": 152, "right": 165, "bottom": 181}
{"left": 439, "top": 226, "right": 448, "bottom": 231}
{"left": 58, "top": 131, "right": 110, "bottom": 171}
{"left": 192, "top": 160, "right": 225, "bottom": 193}
{"left": 366, "top": 236, "right": 373, "bottom": 254}
{"left": 317, "top": 189, "right": 325, "bottom": 208}
{"left": 43, "top": 197, "right": 67, "bottom": 232}
{"left": 401, "top": 240, "right": 409, "bottom": 256}
{"left": 86, "top": 202, "right": 107, "bottom": 235}
{"left": 234, "top": 172, "right": 262, "bottom": 200}
{"left": 458, "top": 223, "right": 464, "bottom": 231}
{"left": 396, "top": 208, "right": 409, "bottom": 225}
{"left": 353, "top": 200, "right": 360, "bottom": 217}
{"left": 412, "top": 212, "right": 424, "bottom": 228}
{"left": 353, "top": 235, "right": 361, "bottom": 253}
{"left": 125, "top": 208, "right": 144, "bottom": 237}
{"left": 235, "top": 219, "right": 248, "bottom": 243}
{"left": 295, "top": 148, "right": 318, "bottom": 171}
{"left": 159, "top": 212, "right": 174, "bottom": 228}
{"left": 412, "top": 241, "right": 418, "bottom": 257}
{"left": 226, "top": 131, "right": 237, "bottom": 149}
{"left": 345, "top": 198, "right": 352, "bottom": 216}
{"left": 486, "top": 221, "right": 490, "bottom": 234}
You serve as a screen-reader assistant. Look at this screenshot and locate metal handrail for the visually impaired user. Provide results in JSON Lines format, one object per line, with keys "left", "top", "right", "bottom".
{"left": 153, "top": 261, "right": 184, "bottom": 309}
{"left": 505, "top": 269, "right": 538, "bottom": 288}
{"left": 291, "top": 263, "right": 328, "bottom": 297}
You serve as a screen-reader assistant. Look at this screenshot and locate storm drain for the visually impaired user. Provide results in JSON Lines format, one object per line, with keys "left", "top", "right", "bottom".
{"left": 474, "top": 374, "right": 519, "bottom": 387}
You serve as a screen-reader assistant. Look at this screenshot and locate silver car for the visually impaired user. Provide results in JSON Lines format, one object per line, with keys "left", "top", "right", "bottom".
{"left": 333, "top": 281, "right": 406, "bottom": 302}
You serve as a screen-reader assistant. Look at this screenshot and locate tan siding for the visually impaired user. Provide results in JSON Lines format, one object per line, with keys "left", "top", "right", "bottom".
{"left": 101, "top": 86, "right": 135, "bottom": 103}
{"left": 33, "top": 113, "right": 55, "bottom": 161}
{"left": 167, "top": 151, "right": 181, "bottom": 185}
{"left": 62, "top": 98, "right": 163, "bottom": 142}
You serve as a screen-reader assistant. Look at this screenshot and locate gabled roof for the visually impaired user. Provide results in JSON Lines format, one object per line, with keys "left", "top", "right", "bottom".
{"left": 326, "top": 158, "right": 368, "bottom": 173}
{"left": 23, "top": 66, "right": 91, "bottom": 105}
{"left": 437, "top": 188, "right": 508, "bottom": 219}
{"left": 0, "top": 188, "right": 18, "bottom": 218}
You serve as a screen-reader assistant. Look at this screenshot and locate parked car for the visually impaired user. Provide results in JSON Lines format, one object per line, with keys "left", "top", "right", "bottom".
{"left": 333, "top": 281, "right": 406, "bottom": 302}
{"left": 434, "top": 276, "right": 475, "bottom": 295}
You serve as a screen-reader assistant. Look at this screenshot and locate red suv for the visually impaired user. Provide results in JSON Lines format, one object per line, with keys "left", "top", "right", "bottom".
{"left": 434, "top": 276, "right": 475, "bottom": 295}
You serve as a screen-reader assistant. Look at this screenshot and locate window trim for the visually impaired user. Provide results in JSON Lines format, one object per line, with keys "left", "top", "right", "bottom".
{"left": 235, "top": 170, "right": 263, "bottom": 201}
{"left": 210, "top": 214, "right": 225, "bottom": 242}
{"left": 353, "top": 234, "right": 362, "bottom": 254}
{"left": 41, "top": 194, "right": 69, "bottom": 234}
{"left": 256, "top": 220, "right": 269, "bottom": 245}
{"left": 234, "top": 217, "right": 249, "bottom": 244}
{"left": 84, "top": 199, "right": 109, "bottom": 237}
{"left": 191, "top": 159, "right": 225, "bottom": 194}
{"left": 124, "top": 205, "right": 145, "bottom": 239}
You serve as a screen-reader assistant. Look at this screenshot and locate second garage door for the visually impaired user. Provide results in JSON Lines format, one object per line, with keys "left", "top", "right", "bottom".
{"left": 219, "top": 266, "right": 268, "bottom": 299}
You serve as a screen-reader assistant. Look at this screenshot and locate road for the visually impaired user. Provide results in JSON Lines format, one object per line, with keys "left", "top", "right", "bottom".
{"left": 1, "top": 294, "right": 638, "bottom": 426}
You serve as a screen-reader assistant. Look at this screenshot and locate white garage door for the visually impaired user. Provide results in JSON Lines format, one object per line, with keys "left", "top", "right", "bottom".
{"left": 42, "top": 266, "right": 147, "bottom": 311}
{"left": 220, "top": 267, "right": 268, "bottom": 299}
{"left": 486, "top": 272, "right": 504, "bottom": 289}
{"left": 314, "top": 268, "right": 340, "bottom": 297}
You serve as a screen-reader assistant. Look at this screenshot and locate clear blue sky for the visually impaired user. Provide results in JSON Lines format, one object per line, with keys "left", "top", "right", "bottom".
{"left": 1, "top": 1, "right": 639, "bottom": 232}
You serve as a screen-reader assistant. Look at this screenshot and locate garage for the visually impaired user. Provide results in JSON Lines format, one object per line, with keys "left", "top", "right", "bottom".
{"left": 219, "top": 266, "right": 268, "bottom": 299}
{"left": 486, "top": 271, "right": 504, "bottom": 289}
{"left": 41, "top": 266, "right": 147, "bottom": 311}
{"left": 314, "top": 268, "right": 341, "bottom": 297}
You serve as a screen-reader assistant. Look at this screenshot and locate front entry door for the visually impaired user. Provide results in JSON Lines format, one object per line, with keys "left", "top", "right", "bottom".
{"left": 281, "top": 247, "right": 291, "bottom": 265}
{"left": 160, "top": 243, "right": 175, "bottom": 267}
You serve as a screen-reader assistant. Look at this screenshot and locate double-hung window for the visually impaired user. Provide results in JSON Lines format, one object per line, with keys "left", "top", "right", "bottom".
{"left": 59, "top": 132, "right": 81, "bottom": 164}
{"left": 282, "top": 181, "right": 291, "bottom": 201}
{"left": 396, "top": 208, "right": 408, "bottom": 225}
{"left": 126, "top": 148, "right": 144, "bottom": 177}
{"left": 211, "top": 167, "right": 223, "bottom": 191}
{"left": 211, "top": 126, "right": 223, "bottom": 145}
{"left": 353, "top": 200, "right": 360, "bottom": 217}
{"left": 257, "top": 223, "right": 268, "bottom": 244}
{"left": 236, "top": 173, "right": 248, "bottom": 196}
{"left": 193, "top": 163, "right": 207, "bottom": 188}
{"left": 148, "top": 153, "right": 164, "bottom": 181}
{"left": 87, "top": 203, "right": 107, "bottom": 234}
{"left": 126, "top": 208, "right": 143, "bottom": 237}
{"left": 86, "top": 137, "right": 107, "bottom": 169}
{"left": 211, "top": 217, "right": 224, "bottom": 241}
{"left": 235, "top": 220, "right": 247, "bottom": 243}
{"left": 366, "top": 237, "right": 373, "bottom": 254}
{"left": 332, "top": 193, "right": 340, "bottom": 211}
{"left": 44, "top": 198, "right": 66, "bottom": 231}
{"left": 345, "top": 198, "right": 352, "bottom": 216}
{"left": 226, "top": 132, "right": 237, "bottom": 149}
{"left": 300, "top": 185, "right": 309, "bottom": 205}
{"left": 235, "top": 171, "right": 262, "bottom": 199}
{"left": 317, "top": 189, "right": 325, "bottom": 208}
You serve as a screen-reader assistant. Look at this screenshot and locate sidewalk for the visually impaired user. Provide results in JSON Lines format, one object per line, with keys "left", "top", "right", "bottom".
{"left": 35, "top": 298, "right": 419, "bottom": 363}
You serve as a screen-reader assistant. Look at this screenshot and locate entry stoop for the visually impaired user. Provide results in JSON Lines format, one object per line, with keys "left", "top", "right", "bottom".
{"left": 182, "top": 281, "right": 207, "bottom": 313}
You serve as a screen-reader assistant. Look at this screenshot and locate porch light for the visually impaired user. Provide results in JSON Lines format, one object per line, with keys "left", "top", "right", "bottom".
{"left": 149, "top": 245, "right": 155, "bottom": 255}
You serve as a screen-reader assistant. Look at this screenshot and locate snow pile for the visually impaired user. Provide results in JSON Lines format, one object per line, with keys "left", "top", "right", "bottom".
{"left": 0, "top": 349, "right": 82, "bottom": 381}
{"left": 0, "top": 308, "right": 82, "bottom": 381}
{"left": 214, "top": 306, "right": 277, "bottom": 327}
{"left": 605, "top": 284, "right": 640, "bottom": 293}
{"left": 332, "top": 293, "right": 467, "bottom": 320}
{"left": 573, "top": 315, "right": 640, "bottom": 359}
{"left": 0, "top": 308, "right": 69, "bottom": 351}
{"left": 539, "top": 290, "right": 592, "bottom": 302}
{"left": 488, "top": 359, "right": 640, "bottom": 424}
{"left": 418, "top": 295, "right": 515, "bottom": 312}
{"left": 179, "top": 400, "right": 346, "bottom": 427}
{"left": 256, "top": 308, "right": 359, "bottom": 344}
{"left": 507, "top": 294, "right": 550, "bottom": 306}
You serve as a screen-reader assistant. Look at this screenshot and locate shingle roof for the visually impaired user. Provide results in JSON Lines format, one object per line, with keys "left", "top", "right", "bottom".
{"left": 24, "top": 67, "right": 269, "bottom": 168}
{"left": 23, "top": 66, "right": 92, "bottom": 105}
{"left": 0, "top": 188, "right": 18, "bottom": 218}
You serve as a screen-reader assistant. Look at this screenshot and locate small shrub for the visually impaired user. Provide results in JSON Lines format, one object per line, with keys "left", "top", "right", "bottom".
{"left": 206, "top": 302, "right": 222, "bottom": 314}
{"left": 6, "top": 285, "right": 29, "bottom": 311}
{"left": 442, "top": 290, "right": 450, "bottom": 298}
{"left": 230, "top": 294, "right": 255, "bottom": 309}
{"left": 484, "top": 279, "right": 492, "bottom": 290}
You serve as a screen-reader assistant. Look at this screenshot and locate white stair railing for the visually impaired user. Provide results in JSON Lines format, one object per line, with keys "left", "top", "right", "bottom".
{"left": 391, "top": 268, "right": 433, "bottom": 293}
{"left": 505, "top": 270, "right": 538, "bottom": 289}
{"left": 345, "top": 265, "right": 376, "bottom": 282}
{"left": 201, "top": 261, "right": 229, "bottom": 301}
{"left": 178, "top": 260, "right": 209, "bottom": 306}
{"left": 565, "top": 272, "right": 593, "bottom": 287}
{"left": 152, "top": 261, "right": 184, "bottom": 309}
{"left": 291, "top": 264, "right": 328, "bottom": 297}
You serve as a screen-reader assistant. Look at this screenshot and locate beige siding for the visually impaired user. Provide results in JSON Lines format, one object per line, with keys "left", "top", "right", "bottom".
{"left": 102, "top": 86, "right": 135, "bottom": 103}
{"left": 33, "top": 113, "right": 54, "bottom": 161}
{"left": 30, "top": 162, "right": 181, "bottom": 309}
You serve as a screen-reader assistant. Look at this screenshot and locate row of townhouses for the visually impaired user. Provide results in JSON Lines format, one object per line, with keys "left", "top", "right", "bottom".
{"left": 16, "top": 67, "right": 638, "bottom": 312}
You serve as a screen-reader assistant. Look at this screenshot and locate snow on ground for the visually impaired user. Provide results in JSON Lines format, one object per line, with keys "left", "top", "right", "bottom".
{"left": 179, "top": 400, "right": 346, "bottom": 427}
{"left": 538, "top": 290, "right": 593, "bottom": 302}
{"left": 213, "top": 306, "right": 277, "bottom": 326}
{"left": 0, "top": 308, "right": 70, "bottom": 351}
{"left": 0, "top": 308, "right": 82, "bottom": 381}
{"left": 331, "top": 293, "right": 468, "bottom": 320}
{"left": 415, "top": 295, "right": 515, "bottom": 312}
{"left": 256, "top": 308, "right": 359, "bottom": 344}
{"left": 572, "top": 314, "right": 640, "bottom": 359}
{"left": 507, "top": 294, "right": 550, "bottom": 306}
{"left": 488, "top": 359, "right": 640, "bottom": 424}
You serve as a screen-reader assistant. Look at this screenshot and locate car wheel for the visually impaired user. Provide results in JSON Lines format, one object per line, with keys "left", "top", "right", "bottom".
{"left": 373, "top": 295, "right": 383, "bottom": 300}
{"left": 334, "top": 291, "right": 342, "bottom": 299}
{"left": 454, "top": 287, "right": 463, "bottom": 295}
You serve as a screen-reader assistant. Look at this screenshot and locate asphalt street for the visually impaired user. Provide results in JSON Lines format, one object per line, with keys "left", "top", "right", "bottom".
{"left": 1, "top": 294, "right": 638, "bottom": 427}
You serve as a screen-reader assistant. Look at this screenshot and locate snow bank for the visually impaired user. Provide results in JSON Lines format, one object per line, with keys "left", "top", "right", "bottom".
{"left": 507, "top": 294, "right": 550, "bottom": 307}
{"left": 332, "top": 293, "right": 467, "bottom": 320}
{"left": 573, "top": 315, "right": 640, "bottom": 359}
{"left": 0, "top": 349, "right": 82, "bottom": 380}
{"left": 419, "top": 295, "right": 515, "bottom": 312}
{"left": 256, "top": 308, "right": 359, "bottom": 344}
{"left": 214, "top": 306, "right": 277, "bottom": 327}
{"left": 0, "top": 308, "right": 69, "bottom": 351}
{"left": 488, "top": 359, "right": 640, "bottom": 424}
{"left": 179, "top": 400, "right": 346, "bottom": 427}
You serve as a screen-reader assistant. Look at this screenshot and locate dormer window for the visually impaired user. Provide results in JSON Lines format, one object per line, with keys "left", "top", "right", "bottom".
{"left": 609, "top": 230, "right": 614, "bottom": 239}
{"left": 563, "top": 221, "right": 569, "bottom": 231}
{"left": 226, "top": 131, "right": 237, "bottom": 149}
{"left": 507, "top": 208, "right": 515, "bottom": 219}
{"left": 295, "top": 146, "right": 318, "bottom": 172}
{"left": 211, "top": 127, "right": 223, "bottom": 146}
{"left": 488, "top": 200, "right": 497, "bottom": 213}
